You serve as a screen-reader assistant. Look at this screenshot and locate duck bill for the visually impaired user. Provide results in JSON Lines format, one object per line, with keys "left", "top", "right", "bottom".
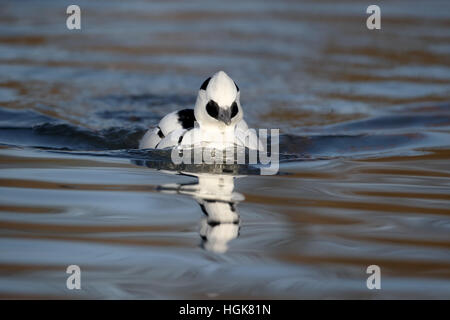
{"left": 218, "top": 108, "right": 231, "bottom": 125}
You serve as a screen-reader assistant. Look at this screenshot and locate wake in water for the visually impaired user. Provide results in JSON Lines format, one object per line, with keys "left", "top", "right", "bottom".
{"left": 0, "top": 103, "right": 449, "bottom": 169}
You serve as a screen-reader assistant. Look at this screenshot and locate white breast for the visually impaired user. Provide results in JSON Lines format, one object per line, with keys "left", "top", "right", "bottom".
{"left": 139, "top": 111, "right": 264, "bottom": 151}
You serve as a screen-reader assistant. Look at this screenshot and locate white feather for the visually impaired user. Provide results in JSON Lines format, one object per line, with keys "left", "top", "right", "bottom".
{"left": 159, "top": 111, "right": 184, "bottom": 135}
{"left": 139, "top": 127, "right": 160, "bottom": 149}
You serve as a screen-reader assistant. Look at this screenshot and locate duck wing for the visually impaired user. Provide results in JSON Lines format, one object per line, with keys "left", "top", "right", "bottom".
{"left": 139, "top": 109, "right": 195, "bottom": 149}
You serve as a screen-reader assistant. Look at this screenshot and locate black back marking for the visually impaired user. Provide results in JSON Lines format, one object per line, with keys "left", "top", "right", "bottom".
{"left": 234, "top": 81, "right": 239, "bottom": 92}
{"left": 206, "top": 100, "right": 219, "bottom": 119}
{"left": 200, "top": 77, "right": 211, "bottom": 90}
{"left": 177, "top": 109, "right": 195, "bottom": 129}
{"left": 207, "top": 220, "right": 221, "bottom": 227}
{"left": 199, "top": 204, "right": 209, "bottom": 216}
{"left": 231, "top": 102, "right": 238, "bottom": 118}
{"left": 157, "top": 127, "right": 164, "bottom": 138}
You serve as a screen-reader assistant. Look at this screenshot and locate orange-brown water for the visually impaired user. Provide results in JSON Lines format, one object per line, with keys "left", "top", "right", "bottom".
{"left": 0, "top": 0, "right": 449, "bottom": 299}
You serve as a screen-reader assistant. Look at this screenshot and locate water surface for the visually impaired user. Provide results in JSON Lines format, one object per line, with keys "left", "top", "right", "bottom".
{"left": 0, "top": 0, "right": 449, "bottom": 299}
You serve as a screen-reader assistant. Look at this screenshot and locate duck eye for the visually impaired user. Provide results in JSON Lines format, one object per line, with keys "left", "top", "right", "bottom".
{"left": 206, "top": 100, "right": 219, "bottom": 119}
{"left": 231, "top": 102, "right": 239, "bottom": 118}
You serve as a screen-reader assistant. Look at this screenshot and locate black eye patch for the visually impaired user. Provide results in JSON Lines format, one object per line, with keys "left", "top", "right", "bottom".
{"left": 231, "top": 102, "right": 239, "bottom": 118}
{"left": 200, "top": 77, "right": 211, "bottom": 90}
{"left": 206, "top": 100, "right": 219, "bottom": 119}
{"left": 234, "top": 81, "right": 239, "bottom": 92}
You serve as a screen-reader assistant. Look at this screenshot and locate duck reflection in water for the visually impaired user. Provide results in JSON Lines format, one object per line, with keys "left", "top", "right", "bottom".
{"left": 157, "top": 173, "right": 244, "bottom": 253}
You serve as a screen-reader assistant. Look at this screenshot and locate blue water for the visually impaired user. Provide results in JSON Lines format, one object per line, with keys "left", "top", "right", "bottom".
{"left": 0, "top": 0, "right": 449, "bottom": 299}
